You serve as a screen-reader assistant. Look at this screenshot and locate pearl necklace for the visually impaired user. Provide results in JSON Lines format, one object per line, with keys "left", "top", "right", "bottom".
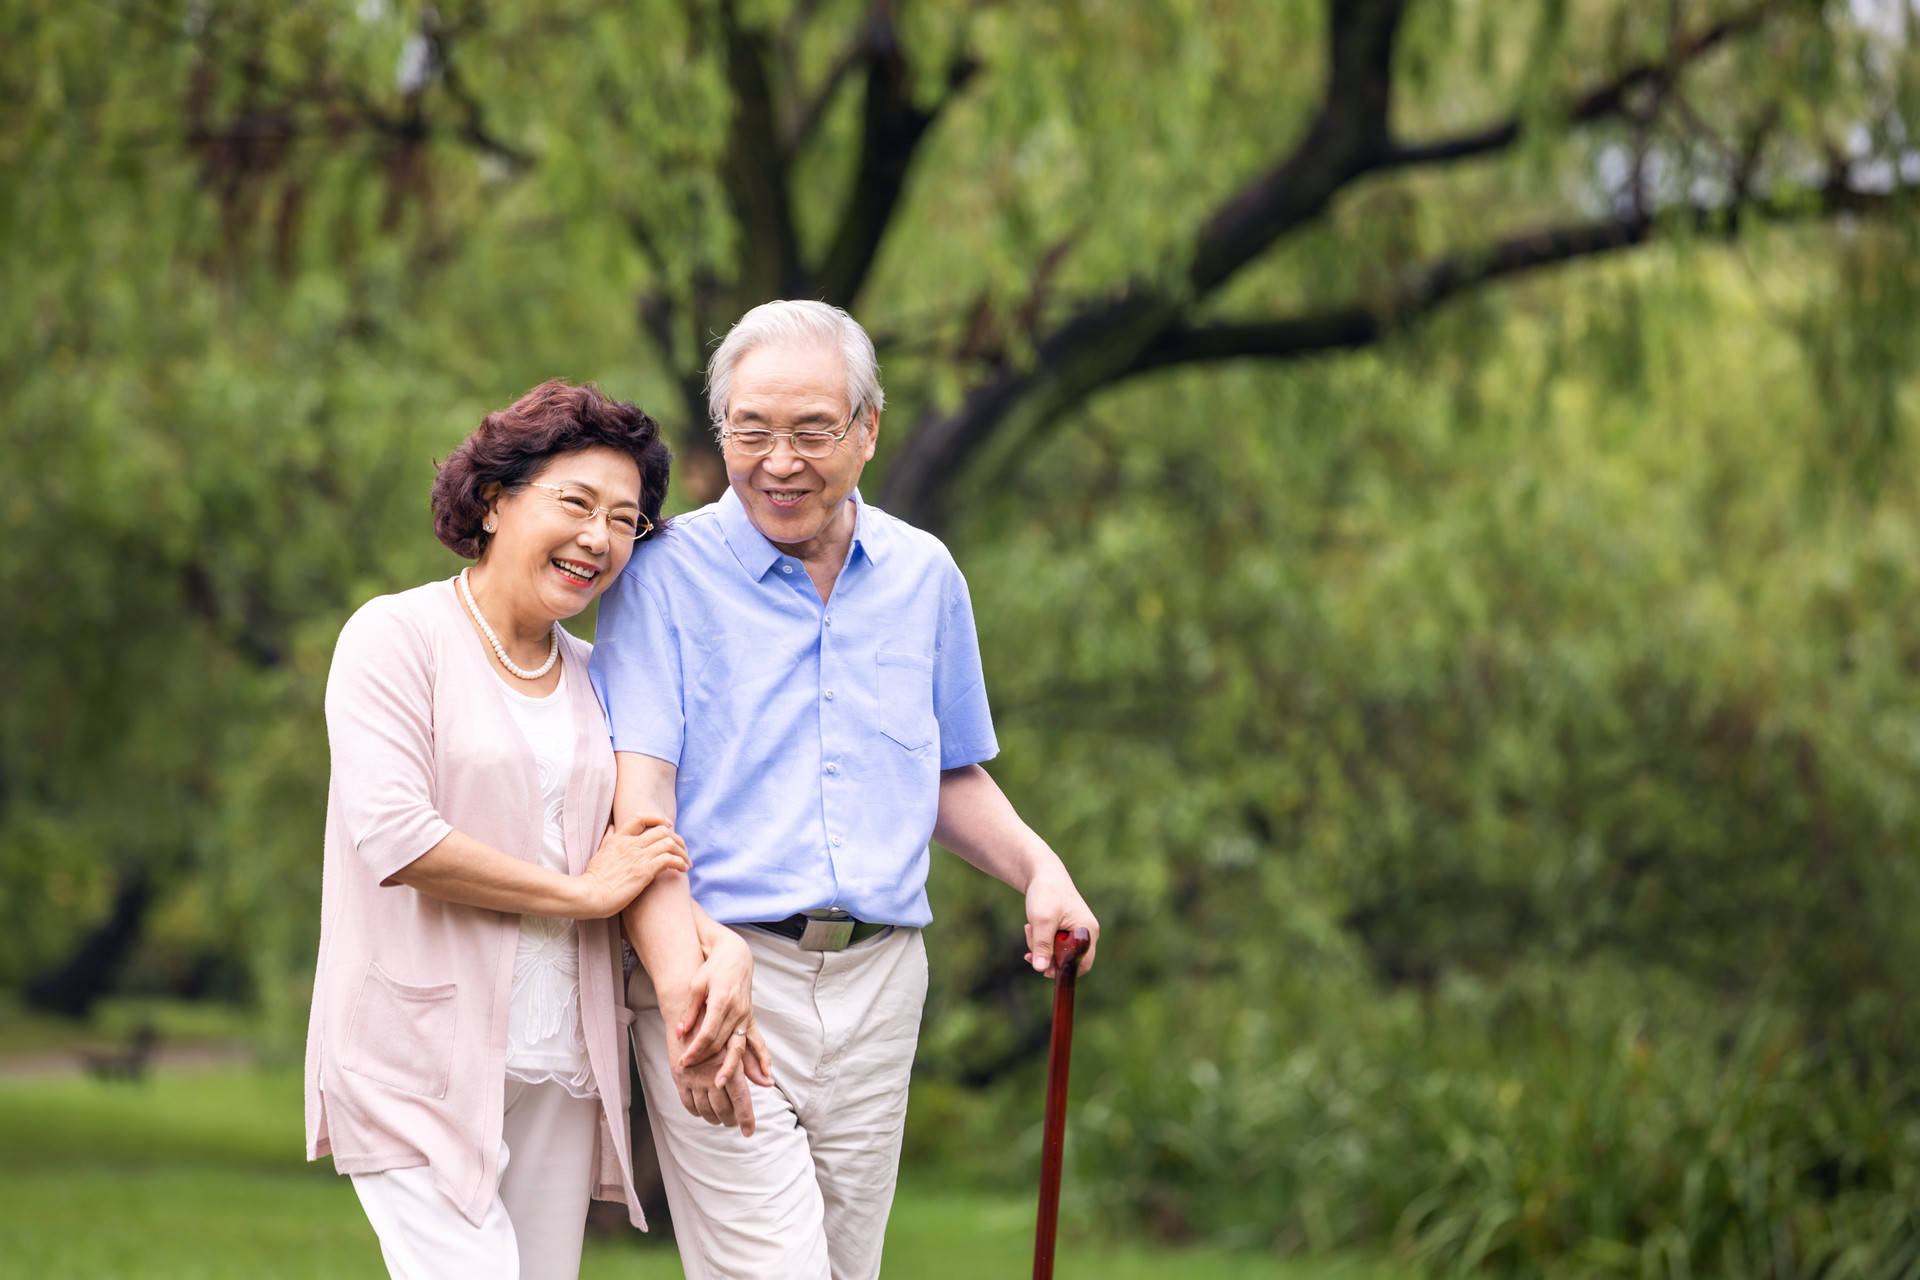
{"left": 458, "top": 568, "right": 560, "bottom": 680}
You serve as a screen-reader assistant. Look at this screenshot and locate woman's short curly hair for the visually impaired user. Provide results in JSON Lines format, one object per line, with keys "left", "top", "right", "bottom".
{"left": 431, "top": 380, "right": 672, "bottom": 559}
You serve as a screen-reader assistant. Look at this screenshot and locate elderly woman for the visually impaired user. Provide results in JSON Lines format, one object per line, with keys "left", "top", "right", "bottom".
{"left": 305, "top": 381, "right": 769, "bottom": 1280}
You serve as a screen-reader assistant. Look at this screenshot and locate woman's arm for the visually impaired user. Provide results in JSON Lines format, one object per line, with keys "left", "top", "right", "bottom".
{"left": 392, "top": 818, "right": 687, "bottom": 919}
{"left": 327, "top": 598, "right": 686, "bottom": 919}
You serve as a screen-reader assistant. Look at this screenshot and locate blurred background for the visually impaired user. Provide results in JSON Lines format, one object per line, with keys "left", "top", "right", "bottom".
{"left": 4, "top": 0, "right": 1919, "bottom": 1276}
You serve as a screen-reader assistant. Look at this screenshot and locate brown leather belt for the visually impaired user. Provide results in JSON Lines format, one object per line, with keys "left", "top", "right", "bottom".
{"left": 750, "top": 908, "right": 892, "bottom": 952}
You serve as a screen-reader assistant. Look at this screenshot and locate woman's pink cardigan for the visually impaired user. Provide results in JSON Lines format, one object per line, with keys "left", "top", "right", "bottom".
{"left": 304, "top": 577, "right": 644, "bottom": 1229}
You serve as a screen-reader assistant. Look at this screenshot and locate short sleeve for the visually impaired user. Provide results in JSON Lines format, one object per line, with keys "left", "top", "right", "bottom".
{"left": 933, "top": 563, "right": 999, "bottom": 770}
{"left": 325, "top": 599, "right": 454, "bottom": 885}
{"left": 588, "top": 567, "right": 686, "bottom": 767}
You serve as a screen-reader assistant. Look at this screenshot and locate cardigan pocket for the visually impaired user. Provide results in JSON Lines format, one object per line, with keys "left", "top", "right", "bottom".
{"left": 342, "top": 962, "right": 459, "bottom": 1099}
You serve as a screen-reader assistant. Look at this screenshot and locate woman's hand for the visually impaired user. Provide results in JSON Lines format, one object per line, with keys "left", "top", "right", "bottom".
{"left": 676, "top": 927, "right": 775, "bottom": 1087}
{"left": 578, "top": 814, "right": 688, "bottom": 918}
{"left": 662, "top": 927, "right": 774, "bottom": 1134}
{"left": 667, "top": 1010, "right": 773, "bottom": 1134}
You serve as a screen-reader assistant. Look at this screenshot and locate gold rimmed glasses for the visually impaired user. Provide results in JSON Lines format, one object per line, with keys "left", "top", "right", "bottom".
{"left": 527, "top": 482, "right": 652, "bottom": 542}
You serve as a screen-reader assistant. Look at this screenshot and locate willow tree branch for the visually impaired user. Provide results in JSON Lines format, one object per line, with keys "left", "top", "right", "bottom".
{"left": 878, "top": 0, "right": 1410, "bottom": 522}
{"left": 812, "top": 13, "right": 981, "bottom": 308}
{"left": 428, "top": 25, "right": 536, "bottom": 172}
{"left": 149, "top": 0, "right": 535, "bottom": 171}
{"left": 1127, "top": 180, "right": 1916, "bottom": 377}
{"left": 779, "top": 0, "right": 831, "bottom": 70}
{"left": 625, "top": 211, "right": 669, "bottom": 279}
{"left": 1187, "top": 0, "right": 1405, "bottom": 293}
{"left": 1379, "top": 1, "right": 1776, "bottom": 170}
{"left": 176, "top": 104, "right": 522, "bottom": 165}
{"left": 786, "top": 21, "right": 869, "bottom": 151}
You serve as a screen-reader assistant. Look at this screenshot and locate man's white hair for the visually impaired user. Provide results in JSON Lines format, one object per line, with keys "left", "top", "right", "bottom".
{"left": 706, "top": 300, "right": 886, "bottom": 436}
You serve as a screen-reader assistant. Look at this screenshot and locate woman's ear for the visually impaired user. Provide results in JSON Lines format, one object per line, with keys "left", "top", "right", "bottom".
{"left": 479, "top": 481, "right": 504, "bottom": 533}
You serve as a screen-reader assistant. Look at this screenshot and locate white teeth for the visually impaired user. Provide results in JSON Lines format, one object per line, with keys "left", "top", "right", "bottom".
{"left": 552, "top": 561, "right": 597, "bottom": 582}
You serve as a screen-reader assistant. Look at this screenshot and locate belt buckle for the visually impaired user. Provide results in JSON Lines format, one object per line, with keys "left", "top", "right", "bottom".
{"left": 798, "top": 908, "right": 856, "bottom": 952}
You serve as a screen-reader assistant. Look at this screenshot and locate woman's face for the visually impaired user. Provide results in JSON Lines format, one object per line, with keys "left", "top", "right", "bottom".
{"left": 479, "top": 445, "right": 645, "bottom": 622}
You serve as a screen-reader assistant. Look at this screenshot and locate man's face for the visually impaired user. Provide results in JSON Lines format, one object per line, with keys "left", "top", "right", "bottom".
{"left": 721, "top": 340, "right": 878, "bottom": 559}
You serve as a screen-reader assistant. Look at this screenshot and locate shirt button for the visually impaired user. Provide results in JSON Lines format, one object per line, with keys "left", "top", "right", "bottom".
{"left": 781, "top": 564, "right": 793, "bottom": 574}
{"left": 832, "top": 835, "right": 844, "bottom": 847}
{"left": 825, "top": 615, "right": 833, "bottom": 627}
{"left": 824, "top": 689, "right": 835, "bottom": 701}
{"left": 825, "top": 762, "right": 839, "bottom": 775}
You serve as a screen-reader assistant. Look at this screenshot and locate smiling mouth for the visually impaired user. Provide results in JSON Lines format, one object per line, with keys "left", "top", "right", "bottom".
{"left": 763, "top": 489, "right": 808, "bottom": 507}
{"left": 551, "top": 559, "right": 601, "bottom": 587}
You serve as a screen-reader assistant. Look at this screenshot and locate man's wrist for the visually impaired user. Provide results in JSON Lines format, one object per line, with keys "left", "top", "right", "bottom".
{"left": 1021, "top": 846, "right": 1066, "bottom": 894}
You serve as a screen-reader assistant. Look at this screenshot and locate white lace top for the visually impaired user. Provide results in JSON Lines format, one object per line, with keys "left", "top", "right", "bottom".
{"left": 496, "top": 665, "right": 596, "bottom": 1099}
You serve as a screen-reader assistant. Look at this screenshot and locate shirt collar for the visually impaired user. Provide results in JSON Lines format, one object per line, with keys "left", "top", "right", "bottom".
{"left": 716, "top": 486, "right": 885, "bottom": 581}
{"left": 848, "top": 489, "right": 884, "bottom": 567}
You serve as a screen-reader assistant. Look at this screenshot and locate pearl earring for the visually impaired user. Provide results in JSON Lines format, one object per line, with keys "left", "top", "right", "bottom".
{"left": 484, "top": 521, "right": 496, "bottom": 532}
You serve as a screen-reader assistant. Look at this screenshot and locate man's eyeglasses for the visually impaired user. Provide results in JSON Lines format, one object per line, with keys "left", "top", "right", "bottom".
{"left": 527, "top": 483, "right": 652, "bottom": 542}
{"left": 722, "top": 411, "right": 861, "bottom": 459}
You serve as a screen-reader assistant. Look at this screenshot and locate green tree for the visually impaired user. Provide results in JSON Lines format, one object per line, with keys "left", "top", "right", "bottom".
{"left": 19, "top": 1, "right": 1915, "bottom": 512}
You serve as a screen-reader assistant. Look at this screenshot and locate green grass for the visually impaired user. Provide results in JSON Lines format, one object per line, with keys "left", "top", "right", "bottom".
{"left": 0, "top": 1066, "right": 1404, "bottom": 1278}
{"left": 0, "top": 992, "right": 266, "bottom": 1058}
{"left": 878, "top": 1185, "right": 1404, "bottom": 1280}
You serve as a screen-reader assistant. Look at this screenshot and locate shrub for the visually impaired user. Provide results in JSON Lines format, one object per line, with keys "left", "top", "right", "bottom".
{"left": 1072, "top": 968, "right": 1920, "bottom": 1278}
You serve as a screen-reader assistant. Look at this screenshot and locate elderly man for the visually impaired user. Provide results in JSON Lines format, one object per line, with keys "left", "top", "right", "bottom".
{"left": 588, "top": 299, "right": 1099, "bottom": 1279}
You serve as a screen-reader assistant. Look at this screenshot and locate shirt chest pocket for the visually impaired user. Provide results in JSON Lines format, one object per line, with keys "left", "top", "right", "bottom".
{"left": 875, "top": 651, "right": 935, "bottom": 752}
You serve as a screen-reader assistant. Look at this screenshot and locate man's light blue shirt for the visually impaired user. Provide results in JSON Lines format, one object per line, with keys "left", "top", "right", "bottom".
{"left": 588, "top": 487, "right": 999, "bottom": 927}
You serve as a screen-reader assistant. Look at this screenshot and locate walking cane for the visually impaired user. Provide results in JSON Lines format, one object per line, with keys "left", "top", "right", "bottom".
{"left": 1033, "top": 925, "right": 1092, "bottom": 1280}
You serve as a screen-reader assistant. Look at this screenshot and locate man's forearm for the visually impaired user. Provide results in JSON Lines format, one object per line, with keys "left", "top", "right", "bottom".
{"left": 614, "top": 752, "right": 704, "bottom": 1022}
{"left": 622, "top": 873, "right": 703, "bottom": 1017}
{"left": 933, "top": 763, "right": 1060, "bottom": 889}
{"left": 937, "top": 762, "right": 1100, "bottom": 976}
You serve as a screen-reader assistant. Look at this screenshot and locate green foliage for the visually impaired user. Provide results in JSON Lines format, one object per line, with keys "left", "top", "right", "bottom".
{"left": 907, "top": 237, "right": 1920, "bottom": 1272}
{"left": 1070, "top": 970, "right": 1920, "bottom": 1278}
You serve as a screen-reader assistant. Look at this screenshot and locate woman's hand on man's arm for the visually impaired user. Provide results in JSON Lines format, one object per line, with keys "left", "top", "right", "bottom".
{"left": 578, "top": 814, "right": 689, "bottom": 917}
{"left": 389, "top": 819, "right": 684, "bottom": 919}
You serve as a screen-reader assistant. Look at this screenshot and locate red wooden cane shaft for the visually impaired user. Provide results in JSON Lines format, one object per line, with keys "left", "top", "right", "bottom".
{"left": 1034, "top": 926, "right": 1091, "bottom": 1280}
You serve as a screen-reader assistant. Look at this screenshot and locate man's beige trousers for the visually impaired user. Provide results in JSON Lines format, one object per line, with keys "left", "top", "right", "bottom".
{"left": 628, "top": 925, "right": 927, "bottom": 1280}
